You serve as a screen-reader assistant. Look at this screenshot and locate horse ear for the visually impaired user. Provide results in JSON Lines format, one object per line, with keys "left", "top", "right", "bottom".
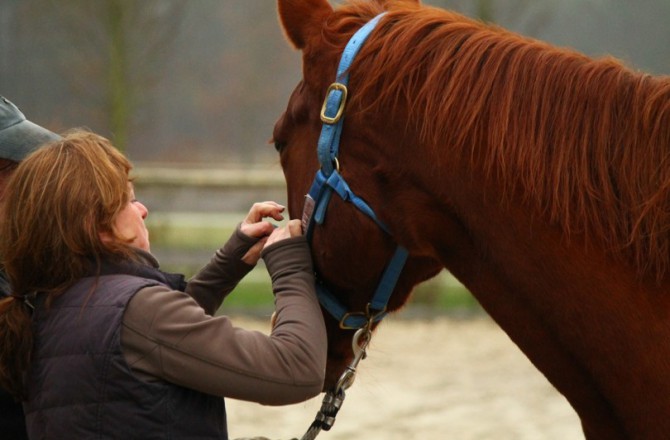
{"left": 277, "top": 0, "right": 334, "bottom": 50}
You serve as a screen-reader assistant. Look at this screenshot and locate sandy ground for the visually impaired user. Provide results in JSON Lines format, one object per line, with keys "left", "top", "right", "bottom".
{"left": 225, "top": 315, "right": 584, "bottom": 440}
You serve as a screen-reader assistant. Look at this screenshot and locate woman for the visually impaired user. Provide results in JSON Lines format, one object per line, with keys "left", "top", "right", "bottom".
{"left": 0, "top": 130, "right": 326, "bottom": 439}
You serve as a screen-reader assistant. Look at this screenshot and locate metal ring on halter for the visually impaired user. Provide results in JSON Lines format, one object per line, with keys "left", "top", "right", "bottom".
{"left": 333, "top": 156, "right": 340, "bottom": 172}
{"left": 338, "top": 302, "right": 387, "bottom": 330}
{"left": 365, "top": 302, "right": 385, "bottom": 321}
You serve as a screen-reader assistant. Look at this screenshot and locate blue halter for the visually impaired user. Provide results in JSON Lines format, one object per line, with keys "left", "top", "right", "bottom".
{"left": 301, "top": 13, "right": 409, "bottom": 330}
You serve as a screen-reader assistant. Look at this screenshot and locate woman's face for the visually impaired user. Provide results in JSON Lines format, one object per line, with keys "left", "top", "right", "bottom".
{"left": 107, "top": 185, "right": 150, "bottom": 252}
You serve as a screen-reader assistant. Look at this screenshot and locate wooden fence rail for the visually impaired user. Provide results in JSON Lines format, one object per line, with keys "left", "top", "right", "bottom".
{"left": 134, "top": 164, "right": 286, "bottom": 189}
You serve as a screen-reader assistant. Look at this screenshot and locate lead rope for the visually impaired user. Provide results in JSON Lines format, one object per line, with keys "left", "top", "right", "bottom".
{"left": 299, "top": 324, "right": 373, "bottom": 440}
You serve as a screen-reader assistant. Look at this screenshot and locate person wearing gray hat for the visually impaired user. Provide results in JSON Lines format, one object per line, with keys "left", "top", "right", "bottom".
{"left": 0, "top": 96, "right": 61, "bottom": 163}
{"left": 0, "top": 95, "right": 60, "bottom": 440}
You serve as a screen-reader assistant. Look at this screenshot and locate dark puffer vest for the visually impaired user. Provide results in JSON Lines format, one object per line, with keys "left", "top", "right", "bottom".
{"left": 24, "top": 261, "right": 227, "bottom": 439}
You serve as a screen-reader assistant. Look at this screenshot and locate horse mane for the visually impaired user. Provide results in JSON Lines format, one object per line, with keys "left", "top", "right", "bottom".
{"left": 323, "top": 0, "right": 670, "bottom": 279}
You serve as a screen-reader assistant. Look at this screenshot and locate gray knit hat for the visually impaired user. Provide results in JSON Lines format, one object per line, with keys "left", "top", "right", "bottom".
{"left": 0, "top": 96, "right": 60, "bottom": 162}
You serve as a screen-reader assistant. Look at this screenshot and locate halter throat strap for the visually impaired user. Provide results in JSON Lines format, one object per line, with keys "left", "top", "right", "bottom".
{"left": 301, "top": 13, "right": 409, "bottom": 330}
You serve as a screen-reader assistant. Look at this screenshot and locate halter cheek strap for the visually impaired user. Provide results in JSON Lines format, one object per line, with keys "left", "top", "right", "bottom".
{"left": 301, "top": 13, "right": 409, "bottom": 330}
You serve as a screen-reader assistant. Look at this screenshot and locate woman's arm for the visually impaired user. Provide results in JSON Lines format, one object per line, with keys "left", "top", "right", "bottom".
{"left": 185, "top": 225, "right": 258, "bottom": 314}
{"left": 121, "top": 235, "right": 327, "bottom": 405}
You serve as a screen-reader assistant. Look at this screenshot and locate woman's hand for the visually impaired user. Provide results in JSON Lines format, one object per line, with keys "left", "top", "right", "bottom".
{"left": 239, "top": 201, "right": 285, "bottom": 265}
{"left": 263, "top": 219, "right": 302, "bottom": 249}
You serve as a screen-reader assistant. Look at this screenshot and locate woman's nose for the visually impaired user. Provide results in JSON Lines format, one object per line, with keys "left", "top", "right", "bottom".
{"left": 138, "top": 202, "right": 148, "bottom": 219}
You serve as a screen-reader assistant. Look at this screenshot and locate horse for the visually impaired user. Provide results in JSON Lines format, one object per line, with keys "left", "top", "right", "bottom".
{"left": 272, "top": 0, "right": 670, "bottom": 438}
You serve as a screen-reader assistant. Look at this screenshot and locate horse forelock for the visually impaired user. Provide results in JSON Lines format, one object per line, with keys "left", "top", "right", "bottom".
{"left": 322, "top": 1, "right": 670, "bottom": 279}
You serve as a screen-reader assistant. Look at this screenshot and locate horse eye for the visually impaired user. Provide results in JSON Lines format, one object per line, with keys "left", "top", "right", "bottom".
{"left": 274, "top": 140, "right": 287, "bottom": 153}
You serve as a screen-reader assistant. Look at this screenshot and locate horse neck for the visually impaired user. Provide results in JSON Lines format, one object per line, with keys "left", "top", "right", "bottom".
{"left": 354, "top": 115, "right": 664, "bottom": 290}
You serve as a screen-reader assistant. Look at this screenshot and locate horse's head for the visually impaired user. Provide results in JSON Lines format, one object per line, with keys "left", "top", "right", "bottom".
{"left": 274, "top": 0, "right": 443, "bottom": 389}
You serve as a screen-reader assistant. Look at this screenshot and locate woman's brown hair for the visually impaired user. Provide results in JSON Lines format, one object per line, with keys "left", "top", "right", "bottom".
{"left": 0, "top": 129, "right": 136, "bottom": 398}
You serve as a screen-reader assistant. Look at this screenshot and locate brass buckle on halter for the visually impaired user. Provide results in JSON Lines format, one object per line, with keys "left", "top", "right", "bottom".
{"left": 320, "top": 82, "right": 348, "bottom": 124}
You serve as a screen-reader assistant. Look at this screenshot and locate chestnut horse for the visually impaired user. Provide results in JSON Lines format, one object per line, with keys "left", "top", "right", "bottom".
{"left": 273, "top": 0, "right": 670, "bottom": 438}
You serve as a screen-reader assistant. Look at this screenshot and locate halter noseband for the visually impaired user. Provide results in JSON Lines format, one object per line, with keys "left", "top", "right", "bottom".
{"left": 301, "top": 13, "right": 409, "bottom": 330}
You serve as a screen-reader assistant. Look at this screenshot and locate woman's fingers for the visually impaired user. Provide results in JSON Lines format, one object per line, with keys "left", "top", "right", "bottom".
{"left": 240, "top": 202, "right": 285, "bottom": 238}
{"left": 242, "top": 221, "right": 275, "bottom": 239}
{"left": 244, "top": 201, "right": 285, "bottom": 224}
{"left": 287, "top": 219, "right": 302, "bottom": 237}
{"left": 263, "top": 220, "right": 303, "bottom": 249}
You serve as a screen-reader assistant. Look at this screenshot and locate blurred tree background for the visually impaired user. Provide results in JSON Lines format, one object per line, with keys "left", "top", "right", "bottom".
{"left": 1, "top": 0, "right": 668, "bottom": 165}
